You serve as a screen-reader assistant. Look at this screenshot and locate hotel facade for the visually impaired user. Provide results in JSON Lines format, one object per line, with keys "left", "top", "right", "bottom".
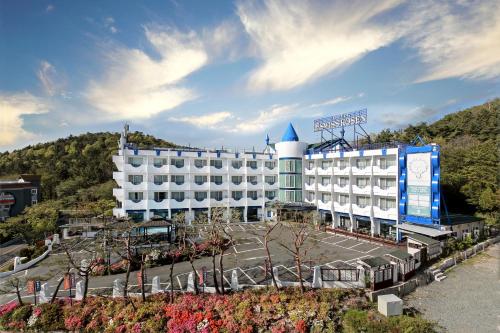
{"left": 113, "top": 122, "right": 441, "bottom": 241}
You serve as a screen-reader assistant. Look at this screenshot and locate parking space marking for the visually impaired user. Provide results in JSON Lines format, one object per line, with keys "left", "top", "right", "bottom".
{"left": 239, "top": 267, "right": 256, "bottom": 284}
{"left": 366, "top": 246, "right": 381, "bottom": 253}
{"left": 242, "top": 255, "right": 273, "bottom": 261}
{"left": 176, "top": 276, "right": 183, "bottom": 289}
{"left": 347, "top": 242, "right": 364, "bottom": 249}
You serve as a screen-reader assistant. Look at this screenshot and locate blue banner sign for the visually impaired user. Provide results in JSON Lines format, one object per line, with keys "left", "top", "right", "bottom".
{"left": 314, "top": 109, "right": 367, "bottom": 132}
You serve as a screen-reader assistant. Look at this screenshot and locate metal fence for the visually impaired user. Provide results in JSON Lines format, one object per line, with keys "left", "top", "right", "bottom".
{"left": 321, "top": 268, "right": 359, "bottom": 282}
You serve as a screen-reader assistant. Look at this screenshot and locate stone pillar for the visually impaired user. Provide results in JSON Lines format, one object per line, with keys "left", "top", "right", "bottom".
{"left": 75, "top": 281, "right": 84, "bottom": 301}
{"left": 151, "top": 276, "right": 161, "bottom": 294}
{"left": 53, "top": 233, "right": 60, "bottom": 244}
{"left": 63, "top": 228, "right": 69, "bottom": 239}
{"left": 272, "top": 266, "right": 279, "bottom": 282}
{"left": 392, "top": 263, "right": 398, "bottom": 284}
{"left": 357, "top": 266, "right": 366, "bottom": 288}
{"left": 13, "top": 257, "right": 21, "bottom": 271}
{"left": 39, "top": 283, "right": 50, "bottom": 303}
{"left": 244, "top": 206, "right": 248, "bottom": 222}
{"left": 112, "top": 279, "right": 124, "bottom": 298}
{"left": 312, "top": 266, "right": 322, "bottom": 288}
{"left": 231, "top": 270, "right": 238, "bottom": 291}
{"left": 186, "top": 272, "right": 195, "bottom": 292}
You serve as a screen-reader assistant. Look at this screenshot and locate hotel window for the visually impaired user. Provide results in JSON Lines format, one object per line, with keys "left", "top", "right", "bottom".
{"left": 265, "top": 176, "right": 276, "bottom": 185}
{"left": 210, "top": 175, "right": 223, "bottom": 185}
{"left": 170, "top": 175, "right": 185, "bottom": 185}
{"left": 153, "top": 175, "right": 168, "bottom": 185}
{"left": 232, "top": 191, "right": 243, "bottom": 200}
{"left": 128, "top": 192, "right": 143, "bottom": 203}
{"left": 171, "top": 192, "right": 185, "bottom": 202}
{"left": 338, "top": 194, "right": 349, "bottom": 205}
{"left": 153, "top": 192, "right": 167, "bottom": 202}
{"left": 265, "top": 191, "right": 276, "bottom": 199}
{"left": 194, "top": 175, "right": 207, "bottom": 185}
{"left": 31, "top": 188, "right": 37, "bottom": 195}
{"left": 338, "top": 159, "right": 347, "bottom": 169}
{"left": 321, "top": 193, "right": 331, "bottom": 203}
{"left": 128, "top": 175, "right": 143, "bottom": 185}
{"left": 282, "top": 190, "right": 302, "bottom": 202}
{"left": 280, "top": 174, "right": 302, "bottom": 188}
{"left": 306, "top": 192, "right": 315, "bottom": 201}
{"left": 321, "top": 160, "right": 332, "bottom": 170}
{"left": 210, "top": 159, "right": 223, "bottom": 169}
{"left": 170, "top": 158, "right": 184, "bottom": 168}
{"left": 246, "top": 160, "right": 258, "bottom": 169}
{"left": 232, "top": 160, "right": 242, "bottom": 169}
{"left": 356, "top": 196, "right": 370, "bottom": 208}
{"left": 356, "top": 177, "right": 369, "bottom": 188}
{"left": 194, "top": 159, "right": 207, "bottom": 168}
{"left": 194, "top": 192, "right": 208, "bottom": 201}
{"left": 306, "top": 176, "right": 315, "bottom": 186}
{"left": 379, "top": 177, "right": 396, "bottom": 189}
{"left": 153, "top": 158, "right": 167, "bottom": 168}
{"left": 248, "top": 191, "right": 258, "bottom": 200}
{"left": 210, "top": 191, "right": 223, "bottom": 201}
{"left": 231, "top": 176, "right": 242, "bottom": 185}
{"left": 356, "top": 158, "right": 368, "bottom": 169}
{"left": 247, "top": 176, "right": 258, "bottom": 185}
{"left": 307, "top": 160, "right": 315, "bottom": 170}
{"left": 380, "top": 157, "right": 396, "bottom": 169}
{"left": 128, "top": 157, "right": 143, "bottom": 167}
{"left": 321, "top": 177, "right": 330, "bottom": 186}
{"left": 380, "top": 198, "right": 396, "bottom": 210}
{"left": 265, "top": 161, "right": 276, "bottom": 169}
{"left": 339, "top": 177, "right": 349, "bottom": 187}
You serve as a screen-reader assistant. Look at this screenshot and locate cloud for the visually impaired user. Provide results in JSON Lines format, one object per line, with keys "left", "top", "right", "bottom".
{"left": 407, "top": 0, "right": 500, "bottom": 82}
{"left": 237, "top": 0, "right": 404, "bottom": 91}
{"left": 105, "top": 17, "right": 118, "bottom": 34}
{"left": 46, "top": 4, "right": 54, "bottom": 12}
{"left": 309, "top": 96, "right": 353, "bottom": 108}
{"left": 37, "top": 60, "right": 65, "bottom": 96}
{"left": 0, "top": 93, "right": 50, "bottom": 148}
{"left": 85, "top": 26, "right": 208, "bottom": 119}
{"left": 229, "top": 104, "right": 301, "bottom": 133}
{"left": 169, "top": 111, "right": 233, "bottom": 128}
{"left": 380, "top": 106, "right": 437, "bottom": 128}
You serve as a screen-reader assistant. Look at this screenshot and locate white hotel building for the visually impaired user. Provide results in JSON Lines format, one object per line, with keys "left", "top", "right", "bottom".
{"left": 113, "top": 123, "right": 403, "bottom": 240}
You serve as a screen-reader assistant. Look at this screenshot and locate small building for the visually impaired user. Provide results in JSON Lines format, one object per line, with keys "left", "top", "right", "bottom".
{"left": 406, "top": 234, "right": 442, "bottom": 265}
{"left": 440, "top": 214, "right": 485, "bottom": 240}
{"left": 384, "top": 249, "right": 416, "bottom": 282}
{"left": 357, "top": 257, "right": 394, "bottom": 291}
{"left": 0, "top": 174, "right": 41, "bottom": 222}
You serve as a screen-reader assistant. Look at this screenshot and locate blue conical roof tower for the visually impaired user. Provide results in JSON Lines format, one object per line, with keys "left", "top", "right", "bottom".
{"left": 281, "top": 123, "right": 299, "bottom": 142}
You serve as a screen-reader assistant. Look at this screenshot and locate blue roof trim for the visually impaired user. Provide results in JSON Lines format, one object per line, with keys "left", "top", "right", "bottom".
{"left": 381, "top": 148, "right": 387, "bottom": 156}
{"left": 281, "top": 123, "right": 299, "bottom": 142}
{"left": 133, "top": 149, "right": 138, "bottom": 155}
{"left": 197, "top": 151, "right": 202, "bottom": 157}
{"left": 269, "top": 154, "right": 273, "bottom": 159}
{"left": 217, "top": 151, "right": 221, "bottom": 158}
{"left": 235, "top": 152, "right": 239, "bottom": 158}
{"left": 155, "top": 149, "right": 161, "bottom": 156}
{"left": 176, "top": 150, "right": 182, "bottom": 157}
{"left": 359, "top": 150, "right": 364, "bottom": 157}
{"left": 340, "top": 151, "right": 344, "bottom": 158}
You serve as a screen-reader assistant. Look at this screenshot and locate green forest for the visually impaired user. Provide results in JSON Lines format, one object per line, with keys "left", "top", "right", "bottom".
{"left": 0, "top": 99, "right": 498, "bottom": 242}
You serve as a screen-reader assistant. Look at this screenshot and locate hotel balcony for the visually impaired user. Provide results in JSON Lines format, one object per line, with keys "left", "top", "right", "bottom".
{"left": 333, "top": 202, "right": 350, "bottom": 214}
{"left": 210, "top": 166, "right": 228, "bottom": 174}
{"left": 352, "top": 185, "right": 371, "bottom": 195}
{"left": 191, "top": 165, "right": 210, "bottom": 174}
{"left": 229, "top": 166, "right": 245, "bottom": 174}
{"left": 210, "top": 183, "right": 227, "bottom": 191}
{"left": 304, "top": 197, "right": 316, "bottom": 205}
{"left": 372, "top": 165, "right": 398, "bottom": 176}
{"left": 112, "top": 188, "right": 124, "bottom": 200}
{"left": 147, "top": 165, "right": 169, "bottom": 174}
{"left": 123, "top": 199, "right": 148, "bottom": 210}
{"left": 246, "top": 167, "right": 262, "bottom": 175}
{"left": 113, "top": 172, "right": 124, "bottom": 187}
{"left": 246, "top": 182, "right": 261, "bottom": 190}
{"left": 124, "top": 163, "right": 147, "bottom": 174}
{"left": 333, "top": 184, "right": 349, "bottom": 193}
{"left": 332, "top": 167, "right": 349, "bottom": 175}
{"left": 317, "top": 168, "right": 333, "bottom": 176}
{"left": 112, "top": 155, "right": 124, "bottom": 171}
{"left": 373, "top": 186, "right": 397, "bottom": 197}
{"left": 263, "top": 182, "right": 278, "bottom": 190}
{"left": 352, "top": 204, "right": 372, "bottom": 216}
{"left": 148, "top": 199, "right": 169, "bottom": 210}
{"left": 263, "top": 167, "right": 277, "bottom": 174}
{"left": 169, "top": 182, "right": 190, "bottom": 191}
{"left": 229, "top": 198, "right": 245, "bottom": 206}
{"left": 304, "top": 183, "right": 316, "bottom": 191}
{"left": 373, "top": 207, "right": 398, "bottom": 220}
{"left": 169, "top": 165, "right": 190, "bottom": 174}
{"left": 170, "top": 199, "right": 189, "bottom": 209}
{"left": 113, "top": 208, "right": 125, "bottom": 218}
{"left": 317, "top": 183, "right": 332, "bottom": 192}
{"left": 318, "top": 200, "right": 332, "bottom": 211}
{"left": 351, "top": 166, "right": 371, "bottom": 176}
{"left": 246, "top": 197, "right": 264, "bottom": 206}
{"left": 304, "top": 168, "right": 316, "bottom": 176}
{"left": 192, "top": 198, "right": 210, "bottom": 209}
{"left": 192, "top": 182, "right": 210, "bottom": 191}
{"left": 229, "top": 182, "right": 246, "bottom": 190}
{"left": 210, "top": 198, "right": 228, "bottom": 206}
{"left": 149, "top": 182, "right": 170, "bottom": 191}
{"left": 123, "top": 181, "right": 148, "bottom": 191}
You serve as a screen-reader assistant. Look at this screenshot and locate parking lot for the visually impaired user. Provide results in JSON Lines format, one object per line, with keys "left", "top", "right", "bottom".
{"left": 0, "top": 222, "right": 394, "bottom": 302}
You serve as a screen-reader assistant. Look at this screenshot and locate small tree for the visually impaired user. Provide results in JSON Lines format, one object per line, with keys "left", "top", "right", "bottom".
{"left": 0, "top": 277, "right": 26, "bottom": 305}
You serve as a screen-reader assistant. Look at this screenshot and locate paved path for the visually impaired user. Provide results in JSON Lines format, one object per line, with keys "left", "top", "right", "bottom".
{"left": 405, "top": 243, "right": 500, "bottom": 333}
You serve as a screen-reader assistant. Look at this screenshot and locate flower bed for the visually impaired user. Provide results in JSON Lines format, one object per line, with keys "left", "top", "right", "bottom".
{"left": 0, "top": 288, "right": 437, "bottom": 332}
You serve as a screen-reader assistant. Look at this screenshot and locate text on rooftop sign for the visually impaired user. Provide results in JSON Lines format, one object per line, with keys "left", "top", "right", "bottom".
{"left": 313, "top": 109, "right": 367, "bottom": 132}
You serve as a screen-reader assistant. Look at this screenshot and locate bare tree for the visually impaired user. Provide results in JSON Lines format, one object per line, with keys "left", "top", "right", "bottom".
{"left": 167, "top": 212, "right": 186, "bottom": 302}
{"left": 0, "top": 277, "right": 26, "bottom": 305}
{"left": 263, "top": 202, "right": 282, "bottom": 288}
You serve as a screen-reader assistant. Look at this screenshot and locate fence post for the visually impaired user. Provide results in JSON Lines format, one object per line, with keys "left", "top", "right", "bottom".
{"left": 312, "top": 266, "right": 322, "bottom": 288}
{"left": 151, "top": 276, "right": 161, "bottom": 294}
{"left": 75, "top": 281, "right": 84, "bottom": 301}
{"left": 186, "top": 272, "right": 195, "bottom": 292}
{"left": 39, "top": 283, "right": 50, "bottom": 303}
{"left": 231, "top": 270, "right": 239, "bottom": 291}
{"left": 112, "top": 279, "right": 124, "bottom": 298}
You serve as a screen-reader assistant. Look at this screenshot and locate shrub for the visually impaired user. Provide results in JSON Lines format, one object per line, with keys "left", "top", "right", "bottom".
{"left": 32, "top": 303, "right": 65, "bottom": 331}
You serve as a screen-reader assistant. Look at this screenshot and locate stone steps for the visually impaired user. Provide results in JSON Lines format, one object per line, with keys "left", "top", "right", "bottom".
{"left": 434, "top": 272, "right": 447, "bottom": 281}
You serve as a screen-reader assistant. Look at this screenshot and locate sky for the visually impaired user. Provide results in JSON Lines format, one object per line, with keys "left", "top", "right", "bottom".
{"left": 1, "top": 0, "right": 499, "bottom": 152}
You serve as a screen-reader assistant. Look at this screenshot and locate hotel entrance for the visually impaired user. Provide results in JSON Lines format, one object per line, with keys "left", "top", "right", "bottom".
{"left": 355, "top": 216, "right": 371, "bottom": 235}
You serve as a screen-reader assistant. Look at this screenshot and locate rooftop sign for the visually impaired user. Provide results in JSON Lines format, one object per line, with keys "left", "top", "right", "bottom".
{"left": 313, "top": 109, "right": 367, "bottom": 132}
